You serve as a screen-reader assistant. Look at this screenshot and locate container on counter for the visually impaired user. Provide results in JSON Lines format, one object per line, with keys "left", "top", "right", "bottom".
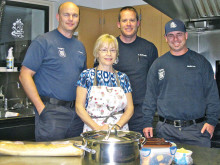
{"left": 140, "top": 142, "right": 177, "bottom": 165}
{"left": 6, "top": 47, "right": 14, "bottom": 71}
{"left": 174, "top": 148, "right": 193, "bottom": 165}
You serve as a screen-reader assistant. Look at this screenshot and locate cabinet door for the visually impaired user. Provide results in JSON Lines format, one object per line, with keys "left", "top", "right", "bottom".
{"left": 77, "top": 7, "right": 101, "bottom": 68}
{"left": 137, "top": 5, "right": 162, "bottom": 56}
{"left": 139, "top": 5, "right": 171, "bottom": 57}
{"left": 161, "top": 14, "right": 171, "bottom": 56}
{"left": 101, "top": 8, "right": 121, "bottom": 37}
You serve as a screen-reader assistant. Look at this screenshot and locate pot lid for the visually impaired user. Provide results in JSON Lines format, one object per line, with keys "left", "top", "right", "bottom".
{"left": 81, "top": 130, "right": 142, "bottom": 143}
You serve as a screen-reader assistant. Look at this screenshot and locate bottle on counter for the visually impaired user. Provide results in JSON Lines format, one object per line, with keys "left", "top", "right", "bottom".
{"left": 6, "top": 47, "right": 14, "bottom": 72}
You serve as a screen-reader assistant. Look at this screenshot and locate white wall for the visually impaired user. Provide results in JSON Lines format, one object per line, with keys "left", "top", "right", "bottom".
{"left": 55, "top": 0, "right": 101, "bottom": 10}
{"left": 52, "top": 0, "right": 147, "bottom": 28}
{"left": 10, "top": 0, "right": 148, "bottom": 28}
{"left": 101, "top": 0, "right": 147, "bottom": 10}
{"left": 55, "top": 0, "right": 146, "bottom": 10}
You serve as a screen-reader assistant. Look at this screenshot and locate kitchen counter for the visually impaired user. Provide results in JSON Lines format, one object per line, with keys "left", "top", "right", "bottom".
{"left": 0, "top": 138, "right": 219, "bottom": 165}
{"left": 0, "top": 106, "right": 219, "bottom": 164}
{"left": 176, "top": 143, "right": 220, "bottom": 165}
{"left": 0, "top": 156, "right": 83, "bottom": 165}
{"left": 0, "top": 106, "right": 35, "bottom": 119}
{"left": 0, "top": 107, "right": 35, "bottom": 141}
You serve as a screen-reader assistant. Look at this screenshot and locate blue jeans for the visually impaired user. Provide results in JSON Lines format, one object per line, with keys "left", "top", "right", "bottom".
{"left": 34, "top": 102, "right": 83, "bottom": 142}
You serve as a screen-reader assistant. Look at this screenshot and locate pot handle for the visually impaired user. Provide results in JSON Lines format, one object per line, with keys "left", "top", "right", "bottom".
{"left": 104, "top": 124, "right": 119, "bottom": 140}
{"left": 104, "top": 124, "right": 115, "bottom": 140}
{"left": 73, "top": 144, "right": 96, "bottom": 154}
{"left": 140, "top": 137, "right": 147, "bottom": 146}
{"left": 73, "top": 140, "right": 96, "bottom": 154}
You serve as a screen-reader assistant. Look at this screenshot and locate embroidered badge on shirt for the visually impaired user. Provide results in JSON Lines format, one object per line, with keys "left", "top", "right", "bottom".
{"left": 58, "top": 48, "right": 66, "bottom": 58}
{"left": 170, "top": 22, "right": 177, "bottom": 28}
{"left": 158, "top": 69, "right": 165, "bottom": 80}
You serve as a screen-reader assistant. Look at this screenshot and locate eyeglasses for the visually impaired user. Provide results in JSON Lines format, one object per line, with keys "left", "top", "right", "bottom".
{"left": 166, "top": 32, "right": 185, "bottom": 40}
{"left": 99, "top": 49, "right": 117, "bottom": 54}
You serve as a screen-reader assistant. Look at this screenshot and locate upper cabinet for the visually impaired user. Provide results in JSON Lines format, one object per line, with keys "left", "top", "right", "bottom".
{"left": 101, "top": 8, "right": 121, "bottom": 37}
{"left": 100, "top": 5, "right": 171, "bottom": 57}
{"left": 101, "top": 5, "right": 171, "bottom": 56}
{"left": 77, "top": 4, "right": 171, "bottom": 68}
{"left": 77, "top": 6, "right": 101, "bottom": 68}
{"left": 137, "top": 5, "right": 162, "bottom": 56}
{"left": 136, "top": 5, "right": 171, "bottom": 57}
{"left": 161, "top": 14, "right": 171, "bottom": 56}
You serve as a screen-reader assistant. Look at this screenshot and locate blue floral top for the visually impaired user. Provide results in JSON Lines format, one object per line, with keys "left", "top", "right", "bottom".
{"left": 77, "top": 68, "right": 132, "bottom": 107}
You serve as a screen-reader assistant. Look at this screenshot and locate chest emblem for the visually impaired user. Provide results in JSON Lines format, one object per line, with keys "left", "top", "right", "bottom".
{"left": 158, "top": 69, "right": 165, "bottom": 80}
{"left": 58, "top": 48, "right": 66, "bottom": 58}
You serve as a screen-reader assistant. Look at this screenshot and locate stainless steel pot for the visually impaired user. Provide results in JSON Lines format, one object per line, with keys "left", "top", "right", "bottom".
{"left": 75, "top": 124, "right": 145, "bottom": 165}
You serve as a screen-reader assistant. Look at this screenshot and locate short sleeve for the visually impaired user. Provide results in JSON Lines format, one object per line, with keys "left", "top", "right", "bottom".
{"left": 77, "top": 69, "right": 94, "bottom": 90}
{"left": 119, "top": 72, "right": 132, "bottom": 93}
{"left": 22, "top": 36, "right": 46, "bottom": 72}
{"left": 77, "top": 70, "right": 88, "bottom": 88}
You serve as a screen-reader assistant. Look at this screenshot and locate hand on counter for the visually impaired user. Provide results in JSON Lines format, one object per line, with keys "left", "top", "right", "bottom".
{"left": 143, "top": 127, "right": 153, "bottom": 138}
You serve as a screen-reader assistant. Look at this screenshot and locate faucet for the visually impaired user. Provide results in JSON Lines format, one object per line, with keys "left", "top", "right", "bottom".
{"left": 5, "top": 81, "right": 20, "bottom": 89}
{"left": 2, "top": 81, "right": 20, "bottom": 97}
{"left": 1, "top": 81, "right": 21, "bottom": 110}
{"left": 0, "top": 85, "right": 5, "bottom": 100}
{"left": 2, "top": 81, "right": 20, "bottom": 94}
{"left": 0, "top": 85, "right": 5, "bottom": 109}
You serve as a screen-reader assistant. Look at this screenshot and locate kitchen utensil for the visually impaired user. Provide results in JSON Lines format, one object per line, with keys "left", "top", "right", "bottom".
{"left": 76, "top": 124, "right": 145, "bottom": 165}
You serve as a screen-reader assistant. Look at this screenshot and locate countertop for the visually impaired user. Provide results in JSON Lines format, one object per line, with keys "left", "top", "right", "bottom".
{"left": 0, "top": 106, "right": 35, "bottom": 141}
{"left": 0, "top": 107, "right": 35, "bottom": 120}
{"left": 176, "top": 143, "right": 220, "bottom": 165}
{"left": 0, "top": 138, "right": 219, "bottom": 165}
{"left": 0, "top": 108, "right": 219, "bottom": 164}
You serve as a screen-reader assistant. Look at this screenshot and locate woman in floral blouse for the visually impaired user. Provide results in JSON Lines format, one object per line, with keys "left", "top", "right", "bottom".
{"left": 75, "top": 34, "right": 134, "bottom": 132}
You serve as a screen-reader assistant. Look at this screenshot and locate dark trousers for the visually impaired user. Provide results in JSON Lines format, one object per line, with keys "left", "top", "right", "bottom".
{"left": 128, "top": 103, "right": 144, "bottom": 136}
{"left": 34, "top": 102, "right": 83, "bottom": 142}
{"left": 156, "top": 121, "right": 211, "bottom": 147}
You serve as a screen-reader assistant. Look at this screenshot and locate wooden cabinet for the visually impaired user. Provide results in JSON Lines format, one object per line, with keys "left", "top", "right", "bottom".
{"left": 161, "top": 14, "right": 172, "bottom": 56}
{"left": 100, "top": 5, "right": 171, "bottom": 57}
{"left": 77, "top": 6, "right": 101, "bottom": 68}
{"left": 77, "top": 5, "right": 171, "bottom": 68}
{"left": 136, "top": 5, "right": 171, "bottom": 57}
{"left": 137, "top": 5, "right": 162, "bottom": 56}
{"left": 101, "top": 8, "right": 121, "bottom": 37}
